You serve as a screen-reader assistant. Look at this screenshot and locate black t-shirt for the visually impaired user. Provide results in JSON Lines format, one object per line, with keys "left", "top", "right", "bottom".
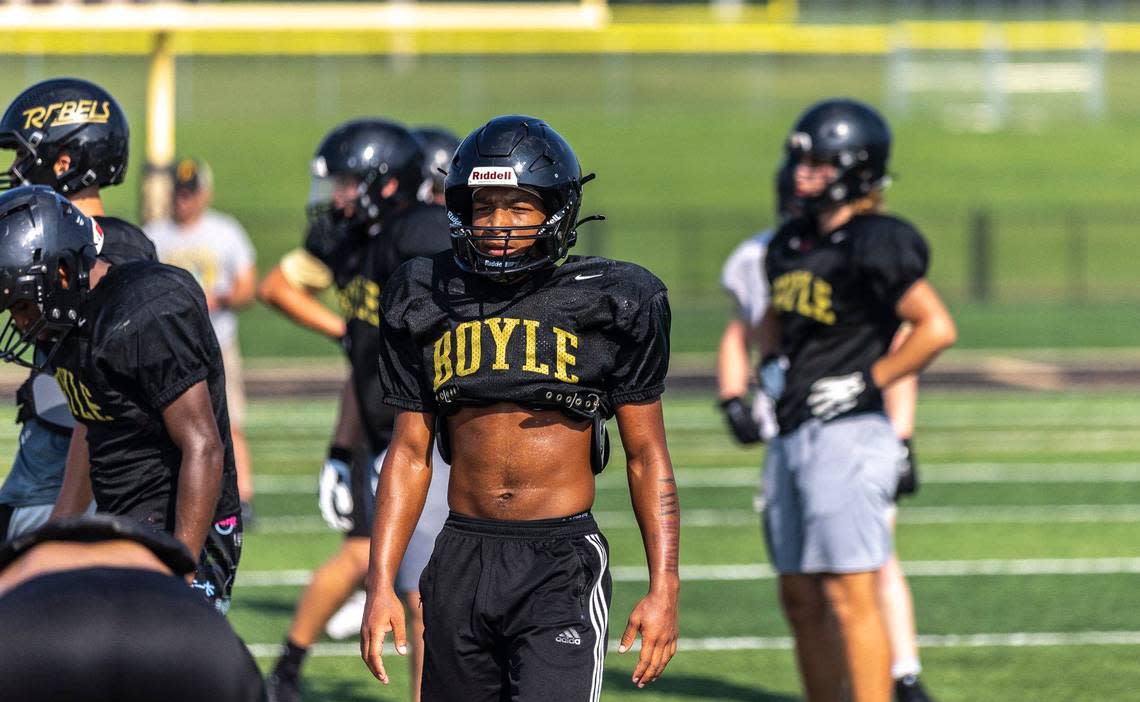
{"left": 96, "top": 215, "right": 158, "bottom": 265}
{"left": 339, "top": 203, "right": 451, "bottom": 455}
{"left": 378, "top": 252, "right": 671, "bottom": 421}
{"left": 50, "top": 261, "right": 240, "bottom": 530}
{"left": 764, "top": 213, "right": 929, "bottom": 433}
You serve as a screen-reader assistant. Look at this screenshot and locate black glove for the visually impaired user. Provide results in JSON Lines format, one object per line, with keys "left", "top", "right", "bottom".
{"left": 895, "top": 438, "right": 919, "bottom": 499}
{"left": 719, "top": 396, "right": 763, "bottom": 445}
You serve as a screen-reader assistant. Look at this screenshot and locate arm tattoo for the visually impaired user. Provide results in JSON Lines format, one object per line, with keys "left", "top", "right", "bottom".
{"left": 658, "top": 476, "right": 680, "bottom": 572}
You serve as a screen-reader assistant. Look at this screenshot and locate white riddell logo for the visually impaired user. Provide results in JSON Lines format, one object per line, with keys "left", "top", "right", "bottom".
{"left": 468, "top": 167, "right": 517, "bottom": 186}
{"left": 555, "top": 628, "right": 582, "bottom": 646}
{"left": 574, "top": 273, "right": 603, "bottom": 281}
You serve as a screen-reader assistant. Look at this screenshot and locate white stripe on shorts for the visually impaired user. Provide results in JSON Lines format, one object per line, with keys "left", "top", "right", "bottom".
{"left": 585, "top": 533, "right": 609, "bottom": 702}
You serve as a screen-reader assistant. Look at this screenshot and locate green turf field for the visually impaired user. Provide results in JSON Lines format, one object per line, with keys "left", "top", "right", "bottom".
{"left": 3, "top": 388, "right": 1138, "bottom": 700}
{"left": 0, "top": 53, "right": 1137, "bottom": 353}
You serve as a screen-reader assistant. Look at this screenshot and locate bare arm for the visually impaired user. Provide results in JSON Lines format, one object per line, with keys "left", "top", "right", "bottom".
{"left": 50, "top": 423, "right": 93, "bottom": 519}
{"left": 870, "top": 280, "right": 957, "bottom": 390}
{"left": 361, "top": 410, "right": 435, "bottom": 684}
{"left": 882, "top": 323, "right": 918, "bottom": 439}
{"left": 717, "top": 319, "right": 753, "bottom": 400}
{"left": 333, "top": 374, "right": 364, "bottom": 448}
{"left": 257, "top": 265, "right": 347, "bottom": 341}
{"left": 758, "top": 306, "right": 781, "bottom": 359}
{"left": 217, "top": 263, "right": 257, "bottom": 311}
{"left": 614, "top": 399, "right": 680, "bottom": 687}
{"left": 162, "top": 380, "right": 224, "bottom": 560}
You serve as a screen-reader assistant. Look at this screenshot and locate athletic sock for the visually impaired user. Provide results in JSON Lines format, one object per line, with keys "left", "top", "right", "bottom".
{"left": 273, "top": 639, "right": 310, "bottom": 681}
{"left": 891, "top": 657, "right": 922, "bottom": 680}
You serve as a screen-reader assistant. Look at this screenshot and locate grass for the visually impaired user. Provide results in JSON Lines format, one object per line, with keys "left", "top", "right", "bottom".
{"left": 3, "top": 388, "right": 1140, "bottom": 700}
{"left": 0, "top": 53, "right": 1140, "bottom": 352}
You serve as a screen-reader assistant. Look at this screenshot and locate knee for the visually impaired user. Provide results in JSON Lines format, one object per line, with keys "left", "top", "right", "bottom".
{"left": 822, "top": 575, "right": 877, "bottom": 626}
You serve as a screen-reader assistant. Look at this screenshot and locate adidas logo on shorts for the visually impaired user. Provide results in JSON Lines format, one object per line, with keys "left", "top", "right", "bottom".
{"left": 555, "top": 628, "right": 582, "bottom": 646}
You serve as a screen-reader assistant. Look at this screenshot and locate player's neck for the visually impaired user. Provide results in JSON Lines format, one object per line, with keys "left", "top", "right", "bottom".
{"left": 815, "top": 203, "right": 854, "bottom": 236}
{"left": 89, "top": 258, "right": 113, "bottom": 289}
{"left": 67, "top": 187, "right": 105, "bottom": 217}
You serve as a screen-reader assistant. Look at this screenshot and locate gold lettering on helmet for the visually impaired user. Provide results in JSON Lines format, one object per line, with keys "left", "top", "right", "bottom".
{"left": 20, "top": 100, "right": 112, "bottom": 130}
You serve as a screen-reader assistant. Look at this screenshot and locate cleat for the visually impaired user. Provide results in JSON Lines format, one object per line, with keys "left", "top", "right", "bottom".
{"left": 895, "top": 674, "right": 935, "bottom": 702}
{"left": 266, "top": 673, "right": 302, "bottom": 702}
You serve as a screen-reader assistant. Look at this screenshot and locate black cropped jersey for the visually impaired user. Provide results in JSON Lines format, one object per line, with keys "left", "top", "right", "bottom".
{"left": 337, "top": 204, "right": 451, "bottom": 454}
{"left": 378, "top": 252, "right": 671, "bottom": 421}
{"left": 49, "top": 261, "right": 240, "bottom": 530}
{"left": 764, "top": 213, "right": 930, "bottom": 433}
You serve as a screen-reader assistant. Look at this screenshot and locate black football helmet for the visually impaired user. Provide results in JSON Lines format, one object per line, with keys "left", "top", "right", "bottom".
{"left": 0, "top": 78, "right": 130, "bottom": 194}
{"left": 775, "top": 158, "right": 798, "bottom": 221}
{"left": 785, "top": 98, "right": 891, "bottom": 211}
{"left": 304, "top": 119, "right": 425, "bottom": 263}
{"left": 444, "top": 115, "right": 599, "bottom": 280}
{"left": 0, "top": 186, "right": 103, "bottom": 369}
{"left": 411, "top": 126, "right": 459, "bottom": 204}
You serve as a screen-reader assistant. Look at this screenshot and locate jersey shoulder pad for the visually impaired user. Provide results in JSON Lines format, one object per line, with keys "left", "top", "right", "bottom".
{"left": 389, "top": 203, "right": 451, "bottom": 258}
{"left": 561, "top": 256, "right": 667, "bottom": 301}
{"left": 379, "top": 251, "right": 445, "bottom": 325}
{"left": 848, "top": 213, "right": 929, "bottom": 254}
{"left": 95, "top": 216, "right": 158, "bottom": 264}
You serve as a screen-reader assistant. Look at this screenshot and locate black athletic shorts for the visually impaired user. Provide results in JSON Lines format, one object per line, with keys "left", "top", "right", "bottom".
{"left": 0, "top": 567, "right": 264, "bottom": 702}
{"left": 347, "top": 452, "right": 376, "bottom": 539}
{"left": 193, "top": 512, "right": 243, "bottom": 615}
{"left": 420, "top": 511, "right": 612, "bottom": 702}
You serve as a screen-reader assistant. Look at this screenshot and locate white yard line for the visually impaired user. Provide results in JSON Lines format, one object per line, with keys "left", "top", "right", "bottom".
{"left": 245, "top": 630, "right": 1140, "bottom": 658}
{"left": 250, "top": 504, "right": 1140, "bottom": 534}
{"left": 236, "top": 557, "right": 1140, "bottom": 588}
{"left": 253, "top": 463, "right": 1140, "bottom": 494}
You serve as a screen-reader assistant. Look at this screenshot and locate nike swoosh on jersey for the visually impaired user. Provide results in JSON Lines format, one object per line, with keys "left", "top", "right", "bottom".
{"left": 574, "top": 273, "right": 604, "bottom": 281}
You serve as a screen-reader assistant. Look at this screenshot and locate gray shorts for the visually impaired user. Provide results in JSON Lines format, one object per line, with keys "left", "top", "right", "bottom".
{"left": 373, "top": 445, "right": 451, "bottom": 595}
{"left": 762, "top": 413, "right": 903, "bottom": 575}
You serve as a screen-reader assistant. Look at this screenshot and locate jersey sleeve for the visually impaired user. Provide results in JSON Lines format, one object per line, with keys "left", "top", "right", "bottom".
{"left": 610, "top": 288, "right": 671, "bottom": 406}
{"left": 278, "top": 247, "right": 333, "bottom": 292}
{"left": 377, "top": 268, "right": 436, "bottom": 413}
{"left": 97, "top": 289, "right": 214, "bottom": 410}
{"left": 859, "top": 218, "right": 930, "bottom": 309}
{"left": 857, "top": 217, "right": 930, "bottom": 307}
{"left": 720, "top": 234, "right": 770, "bottom": 329}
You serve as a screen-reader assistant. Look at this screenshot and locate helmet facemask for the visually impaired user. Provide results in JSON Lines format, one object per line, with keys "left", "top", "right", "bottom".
{"left": 0, "top": 247, "right": 91, "bottom": 370}
{"left": 448, "top": 185, "right": 582, "bottom": 283}
{"left": 304, "top": 163, "right": 388, "bottom": 263}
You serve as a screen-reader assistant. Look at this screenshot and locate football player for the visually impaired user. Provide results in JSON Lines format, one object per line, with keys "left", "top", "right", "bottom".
{"left": 0, "top": 186, "right": 241, "bottom": 615}
{"left": 411, "top": 126, "right": 459, "bottom": 206}
{"left": 0, "top": 515, "right": 263, "bottom": 702}
{"left": 260, "top": 119, "right": 451, "bottom": 702}
{"left": 0, "top": 77, "right": 157, "bottom": 541}
{"left": 759, "top": 99, "right": 956, "bottom": 702}
{"left": 361, "top": 115, "right": 680, "bottom": 700}
{"left": 718, "top": 163, "right": 935, "bottom": 701}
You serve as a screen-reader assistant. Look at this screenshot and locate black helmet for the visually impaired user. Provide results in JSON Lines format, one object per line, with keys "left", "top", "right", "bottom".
{"left": 775, "top": 159, "right": 798, "bottom": 222}
{"left": 785, "top": 98, "right": 891, "bottom": 211}
{"left": 304, "top": 119, "right": 425, "bottom": 263}
{"left": 444, "top": 115, "right": 597, "bottom": 280}
{"left": 0, "top": 78, "right": 130, "bottom": 194}
{"left": 0, "top": 185, "right": 102, "bottom": 369}
{"left": 411, "top": 126, "right": 460, "bottom": 204}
